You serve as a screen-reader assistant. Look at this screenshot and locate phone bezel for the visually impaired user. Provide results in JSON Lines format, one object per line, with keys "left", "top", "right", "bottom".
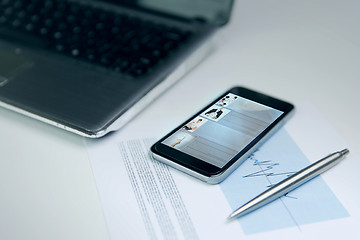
{"left": 150, "top": 86, "right": 294, "bottom": 178}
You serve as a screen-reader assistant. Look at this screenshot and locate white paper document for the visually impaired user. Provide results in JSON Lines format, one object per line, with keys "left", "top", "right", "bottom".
{"left": 86, "top": 102, "right": 360, "bottom": 240}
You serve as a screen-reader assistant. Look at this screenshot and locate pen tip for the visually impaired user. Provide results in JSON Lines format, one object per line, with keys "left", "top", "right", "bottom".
{"left": 228, "top": 210, "right": 244, "bottom": 220}
{"left": 228, "top": 210, "right": 239, "bottom": 220}
{"left": 227, "top": 214, "right": 235, "bottom": 221}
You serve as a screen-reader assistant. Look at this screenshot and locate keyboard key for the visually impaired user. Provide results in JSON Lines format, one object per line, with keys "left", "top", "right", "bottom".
{"left": 0, "top": 0, "right": 192, "bottom": 77}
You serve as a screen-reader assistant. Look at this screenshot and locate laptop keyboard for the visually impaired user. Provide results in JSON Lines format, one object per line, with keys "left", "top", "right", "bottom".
{"left": 0, "top": 0, "right": 191, "bottom": 77}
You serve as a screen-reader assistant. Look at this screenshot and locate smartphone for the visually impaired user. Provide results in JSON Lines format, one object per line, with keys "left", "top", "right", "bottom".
{"left": 150, "top": 86, "right": 294, "bottom": 184}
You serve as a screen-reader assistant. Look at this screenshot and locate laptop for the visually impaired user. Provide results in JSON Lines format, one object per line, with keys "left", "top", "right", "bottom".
{"left": 0, "top": 0, "right": 233, "bottom": 138}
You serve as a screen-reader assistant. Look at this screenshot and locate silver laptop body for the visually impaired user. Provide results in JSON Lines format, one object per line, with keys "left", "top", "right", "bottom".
{"left": 0, "top": 0, "right": 233, "bottom": 138}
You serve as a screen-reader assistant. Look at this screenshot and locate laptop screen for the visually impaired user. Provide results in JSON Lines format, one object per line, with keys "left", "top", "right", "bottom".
{"left": 104, "top": 0, "right": 234, "bottom": 25}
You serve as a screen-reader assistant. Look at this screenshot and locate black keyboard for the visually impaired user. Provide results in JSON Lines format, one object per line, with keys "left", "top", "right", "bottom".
{"left": 0, "top": 0, "right": 191, "bottom": 77}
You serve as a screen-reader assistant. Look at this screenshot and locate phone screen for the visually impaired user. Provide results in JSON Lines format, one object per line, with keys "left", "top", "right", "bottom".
{"left": 161, "top": 92, "right": 284, "bottom": 168}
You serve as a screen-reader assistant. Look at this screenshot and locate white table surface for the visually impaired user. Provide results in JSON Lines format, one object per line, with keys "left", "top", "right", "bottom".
{"left": 1, "top": 1, "right": 359, "bottom": 239}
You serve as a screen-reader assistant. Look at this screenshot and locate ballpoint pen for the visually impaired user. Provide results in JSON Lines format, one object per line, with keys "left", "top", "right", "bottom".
{"left": 228, "top": 148, "right": 350, "bottom": 219}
